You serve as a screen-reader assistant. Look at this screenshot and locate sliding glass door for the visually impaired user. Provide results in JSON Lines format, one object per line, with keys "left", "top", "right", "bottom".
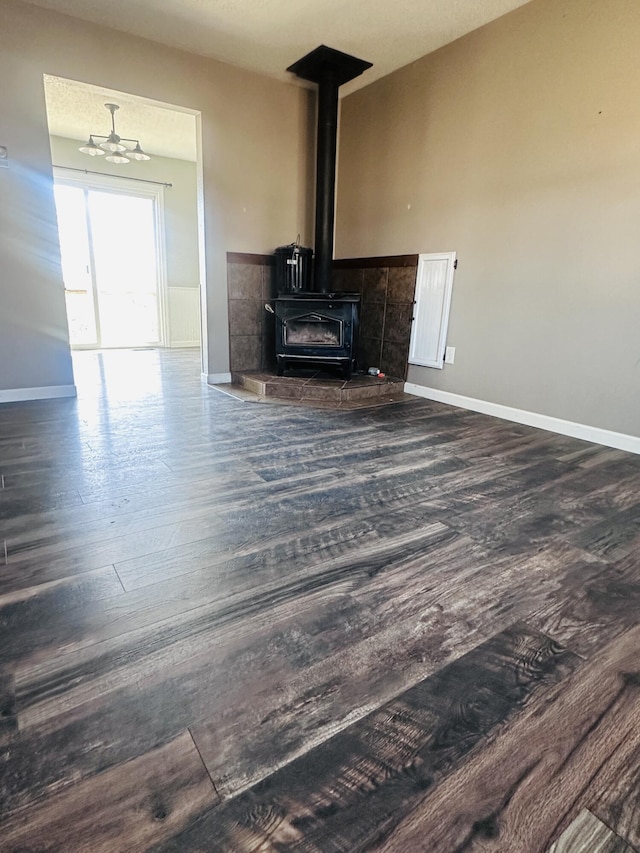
{"left": 54, "top": 178, "right": 164, "bottom": 349}
{"left": 54, "top": 183, "right": 98, "bottom": 346}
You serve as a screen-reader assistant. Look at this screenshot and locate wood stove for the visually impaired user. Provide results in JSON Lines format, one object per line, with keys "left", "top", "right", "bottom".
{"left": 275, "top": 292, "right": 360, "bottom": 378}
{"left": 271, "top": 46, "right": 372, "bottom": 379}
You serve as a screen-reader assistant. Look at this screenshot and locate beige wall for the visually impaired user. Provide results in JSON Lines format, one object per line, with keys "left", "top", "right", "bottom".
{"left": 336, "top": 0, "right": 640, "bottom": 437}
{"left": 0, "top": 0, "right": 314, "bottom": 391}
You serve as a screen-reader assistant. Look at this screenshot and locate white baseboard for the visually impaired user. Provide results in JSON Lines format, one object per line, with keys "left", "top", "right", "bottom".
{"left": 168, "top": 341, "right": 199, "bottom": 349}
{"left": 0, "top": 384, "right": 77, "bottom": 404}
{"left": 204, "top": 372, "right": 232, "bottom": 385}
{"left": 404, "top": 382, "right": 640, "bottom": 455}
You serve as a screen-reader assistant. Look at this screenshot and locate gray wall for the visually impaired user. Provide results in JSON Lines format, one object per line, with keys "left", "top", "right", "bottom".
{"left": 0, "top": 0, "right": 314, "bottom": 394}
{"left": 336, "top": 0, "right": 640, "bottom": 438}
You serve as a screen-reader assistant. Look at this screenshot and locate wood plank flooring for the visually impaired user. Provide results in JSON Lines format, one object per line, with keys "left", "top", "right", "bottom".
{"left": 1, "top": 347, "right": 640, "bottom": 852}
{"left": 548, "top": 810, "right": 633, "bottom": 853}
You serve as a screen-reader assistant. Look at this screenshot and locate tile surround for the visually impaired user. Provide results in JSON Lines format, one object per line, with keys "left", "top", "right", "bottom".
{"left": 360, "top": 302, "right": 385, "bottom": 341}
{"left": 384, "top": 303, "right": 413, "bottom": 344}
{"left": 387, "top": 266, "right": 418, "bottom": 303}
{"left": 362, "top": 267, "right": 388, "bottom": 303}
{"left": 227, "top": 253, "right": 417, "bottom": 379}
{"left": 359, "top": 336, "right": 383, "bottom": 374}
{"left": 382, "top": 339, "right": 412, "bottom": 382}
{"left": 228, "top": 299, "right": 262, "bottom": 337}
{"left": 227, "top": 256, "right": 274, "bottom": 372}
{"left": 332, "top": 267, "right": 363, "bottom": 292}
{"left": 334, "top": 256, "right": 417, "bottom": 379}
{"left": 227, "top": 263, "right": 262, "bottom": 301}
{"left": 229, "top": 335, "right": 262, "bottom": 372}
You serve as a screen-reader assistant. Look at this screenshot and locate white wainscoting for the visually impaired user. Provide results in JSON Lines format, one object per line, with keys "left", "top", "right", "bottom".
{"left": 167, "top": 287, "right": 200, "bottom": 348}
{"left": 404, "top": 383, "right": 640, "bottom": 455}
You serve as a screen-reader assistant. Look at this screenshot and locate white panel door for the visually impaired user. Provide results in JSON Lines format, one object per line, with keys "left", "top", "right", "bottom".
{"left": 408, "top": 252, "right": 456, "bottom": 369}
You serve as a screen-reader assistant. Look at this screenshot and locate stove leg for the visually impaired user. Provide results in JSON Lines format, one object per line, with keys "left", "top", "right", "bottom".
{"left": 276, "top": 357, "right": 285, "bottom": 377}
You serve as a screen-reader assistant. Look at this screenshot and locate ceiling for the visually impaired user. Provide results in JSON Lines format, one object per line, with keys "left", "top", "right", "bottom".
{"left": 31, "top": 0, "right": 533, "bottom": 96}
{"left": 44, "top": 76, "right": 198, "bottom": 162}
{"left": 41, "top": 0, "right": 533, "bottom": 163}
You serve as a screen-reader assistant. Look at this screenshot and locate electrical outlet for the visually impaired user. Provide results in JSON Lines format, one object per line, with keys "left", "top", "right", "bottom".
{"left": 445, "top": 346, "right": 456, "bottom": 364}
{"left": 0, "top": 147, "right": 7, "bottom": 168}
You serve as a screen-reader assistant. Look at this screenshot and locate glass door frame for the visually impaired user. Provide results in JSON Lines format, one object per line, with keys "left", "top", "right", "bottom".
{"left": 53, "top": 168, "right": 169, "bottom": 350}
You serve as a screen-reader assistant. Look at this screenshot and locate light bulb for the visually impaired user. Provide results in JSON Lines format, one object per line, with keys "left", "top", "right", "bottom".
{"left": 105, "top": 152, "right": 130, "bottom": 164}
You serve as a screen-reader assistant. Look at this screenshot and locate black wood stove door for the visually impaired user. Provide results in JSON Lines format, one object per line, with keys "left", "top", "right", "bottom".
{"left": 274, "top": 294, "right": 360, "bottom": 379}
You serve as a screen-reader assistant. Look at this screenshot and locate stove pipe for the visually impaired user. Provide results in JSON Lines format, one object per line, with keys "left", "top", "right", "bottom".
{"left": 288, "top": 46, "right": 372, "bottom": 293}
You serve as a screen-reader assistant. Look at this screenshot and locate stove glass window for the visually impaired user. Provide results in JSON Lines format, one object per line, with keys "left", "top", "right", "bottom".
{"left": 285, "top": 315, "right": 342, "bottom": 347}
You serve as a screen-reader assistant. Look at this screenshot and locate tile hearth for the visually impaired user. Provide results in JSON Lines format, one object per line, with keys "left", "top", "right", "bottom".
{"left": 226, "top": 369, "right": 408, "bottom": 407}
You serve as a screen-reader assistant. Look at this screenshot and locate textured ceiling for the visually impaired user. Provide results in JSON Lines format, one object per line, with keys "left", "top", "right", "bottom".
{"left": 31, "top": 0, "right": 533, "bottom": 95}
{"left": 41, "top": 0, "right": 534, "bottom": 162}
{"left": 44, "top": 76, "right": 198, "bottom": 162}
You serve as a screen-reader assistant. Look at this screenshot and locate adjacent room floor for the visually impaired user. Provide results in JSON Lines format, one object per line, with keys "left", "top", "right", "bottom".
{"left": 1, "top": 348, "right": 639, "bottom": 852}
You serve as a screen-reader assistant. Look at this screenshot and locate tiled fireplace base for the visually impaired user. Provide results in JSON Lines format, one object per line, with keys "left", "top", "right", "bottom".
{"left": 230, "top": 369, "right": 407, "bottom": 406}
{"left": 226, "top": 252, "right": 419, "bottom": 380}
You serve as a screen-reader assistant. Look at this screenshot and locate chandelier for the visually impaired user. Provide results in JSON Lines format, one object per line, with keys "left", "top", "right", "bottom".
{"left": 79, "top": 103, "right": 151, "bottom": 164}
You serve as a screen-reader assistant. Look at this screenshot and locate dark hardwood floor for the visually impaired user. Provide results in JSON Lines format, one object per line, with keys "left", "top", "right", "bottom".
{"left": 1, "top": 348, "right": 639, "bottom": 852}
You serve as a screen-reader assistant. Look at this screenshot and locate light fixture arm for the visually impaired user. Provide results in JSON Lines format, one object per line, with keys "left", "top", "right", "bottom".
{"left": 88, "top": 133, "right": 145, "bottom": 146}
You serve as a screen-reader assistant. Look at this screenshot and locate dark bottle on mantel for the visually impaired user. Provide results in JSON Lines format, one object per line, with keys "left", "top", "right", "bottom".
{"left": 274, "top": 241, "right": 313, "bottom": 294}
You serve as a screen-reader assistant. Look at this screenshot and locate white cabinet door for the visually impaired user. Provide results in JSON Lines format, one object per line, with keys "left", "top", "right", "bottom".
{"left": 408, "top": 252, "right": 456, "bottom": 369}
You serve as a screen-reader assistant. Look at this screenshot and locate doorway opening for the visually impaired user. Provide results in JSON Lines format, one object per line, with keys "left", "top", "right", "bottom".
{"left": 44, "top": 75, "right": 203, "bottom": 358}
{"left": 54, "top": 175, "right": 165, "bottom": 349}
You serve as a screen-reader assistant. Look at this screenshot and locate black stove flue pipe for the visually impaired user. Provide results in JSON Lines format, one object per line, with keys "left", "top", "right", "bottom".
{"left": 287, "top": 46, "right": 372, "bottom": 293}
{"left": 313, "top": 76, "right": 339, "bottom": 295}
